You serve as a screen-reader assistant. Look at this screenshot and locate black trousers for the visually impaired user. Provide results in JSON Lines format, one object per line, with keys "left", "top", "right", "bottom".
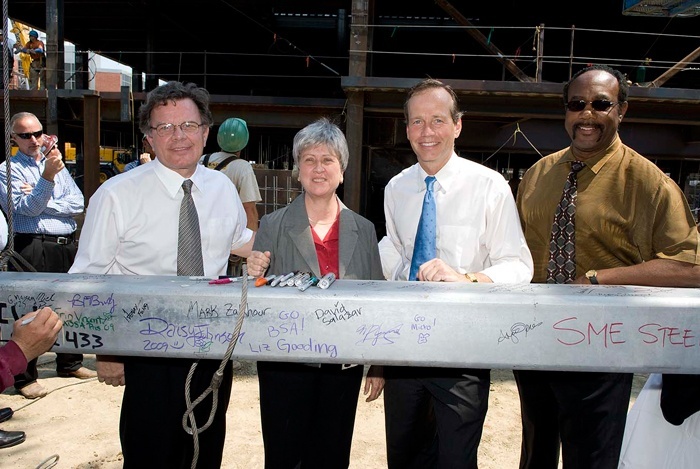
{"left": 121, "top": 357, "right": 233, "bottom": 469}
{"left": 12, "top": 234, "right": 83, "bottom": 388}
{"left": 383, "top": 366, "right": 490, "bottom": 469}
{"left": 514, "top": 370, "right": 633, "bottom": 469}
{"left": 257, "top": 361, "right": 364, "bottom": 469}
{"left": 660, "top": 373, "right": 700, "bottom": 425}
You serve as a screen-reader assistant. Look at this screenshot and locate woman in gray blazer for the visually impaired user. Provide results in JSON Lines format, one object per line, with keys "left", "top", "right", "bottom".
{"left": 247, "top": 117, "right": 385, "bottom": 469}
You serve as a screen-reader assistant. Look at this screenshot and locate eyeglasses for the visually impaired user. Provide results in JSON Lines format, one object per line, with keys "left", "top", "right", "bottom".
{"left": 150, "top": 121, "right": 202, "bottom": 137}
{"left": 13, "top": 130, "right": 43, "bottom": 140}
{"left": 565, "top": 99, "right": 618, "bottom": 113}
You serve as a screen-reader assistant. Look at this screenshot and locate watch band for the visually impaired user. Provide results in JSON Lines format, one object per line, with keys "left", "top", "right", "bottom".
{"left": 586, "top": 269, "right": 599, "bottom": 285}
{"left": 464, "top": 273, "right": 478, "bottom": 283}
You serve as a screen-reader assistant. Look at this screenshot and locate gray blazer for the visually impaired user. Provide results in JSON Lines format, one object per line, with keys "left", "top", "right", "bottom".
{"left": 253, "top": 194, "right": 383, "bottom": 281}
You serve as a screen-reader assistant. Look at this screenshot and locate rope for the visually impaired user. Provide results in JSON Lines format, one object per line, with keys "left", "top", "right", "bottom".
{"left": 482, "top": 123, "right": 543, "bottom": 165}
{"left": 182, "top": 263, "right": 249, "bottom": 469}
{"left": 34, "top": 454, "right": 59, "bottom": 469}
{"left": 0, "top": 0, "right": 35, "bottom": 273}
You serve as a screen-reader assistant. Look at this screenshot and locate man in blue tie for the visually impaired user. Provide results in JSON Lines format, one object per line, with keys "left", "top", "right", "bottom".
{"left": 381, "top": 78, "right": 534, "bottom": 468}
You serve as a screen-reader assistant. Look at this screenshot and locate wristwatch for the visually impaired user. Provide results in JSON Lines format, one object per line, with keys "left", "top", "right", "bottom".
{"left": 464, "top": 273, "right": 478, "bottom": 283}
{"left": 585, "top": 269, "right": 599, "bottom": 285}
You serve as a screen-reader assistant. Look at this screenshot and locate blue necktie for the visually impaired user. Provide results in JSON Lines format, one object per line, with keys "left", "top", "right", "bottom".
{"left": 409, "top": 176, "right": 437, "bottom": 281}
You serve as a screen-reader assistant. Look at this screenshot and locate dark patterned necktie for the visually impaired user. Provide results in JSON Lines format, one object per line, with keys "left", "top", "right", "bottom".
{"left": 409, "top": 176, "right": 437, "bottom": 281}
{"left": 177, "top": 180, "right": 204, "bottom": 276}
{"left": 546, "top": 161, "right": 585, "bottom": 284}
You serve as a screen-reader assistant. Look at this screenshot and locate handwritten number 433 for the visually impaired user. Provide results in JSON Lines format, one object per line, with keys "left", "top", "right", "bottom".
{"left": 63, "top": 330, "right": 104, "bottom": 349}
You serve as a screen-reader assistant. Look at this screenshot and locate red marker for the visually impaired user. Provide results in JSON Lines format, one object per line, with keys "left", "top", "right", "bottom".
{"left": 209, "top": 278, "right": 232, "bottom": 285}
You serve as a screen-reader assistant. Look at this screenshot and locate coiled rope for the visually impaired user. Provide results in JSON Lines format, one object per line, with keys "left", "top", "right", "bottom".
{"left": 182, "top": 263, "right": 249, "bottom": 469}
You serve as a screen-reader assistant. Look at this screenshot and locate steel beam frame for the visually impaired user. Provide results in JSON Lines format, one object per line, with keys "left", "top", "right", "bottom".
{"left": 1, "top": 272, "right": 699, "bottom": 373}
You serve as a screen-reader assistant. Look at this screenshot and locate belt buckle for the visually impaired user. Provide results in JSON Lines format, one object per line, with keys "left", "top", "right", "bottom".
{"left": 56, "top": 236, "right": 69, "bottom": 245}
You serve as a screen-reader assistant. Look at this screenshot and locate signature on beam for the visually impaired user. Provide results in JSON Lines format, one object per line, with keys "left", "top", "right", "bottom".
{"left": 498, "top": 320, "right": 543, "bottom": 344}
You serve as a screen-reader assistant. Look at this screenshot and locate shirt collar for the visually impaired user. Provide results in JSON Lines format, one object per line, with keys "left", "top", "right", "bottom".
{"left": 415, "top": 152, "right": 458, "bottom": 193}
{"left": 559, "top": 134, "right": 622, "bottom": 175}
{"left": 15, "top": 150, "right": 44, "bottom": 164}
{"left": 153, "top": 159, "right": 206, "bottom": 198}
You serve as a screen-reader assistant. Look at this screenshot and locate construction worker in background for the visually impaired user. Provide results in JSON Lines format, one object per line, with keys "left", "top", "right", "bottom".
{"left": 123, "top": 135, "right": 156, "bottom": 172}
{"left": 17, "top": 30, "right": 45, "bottom": 90}
{"left": 200, "top": 117, "right": 262, "bottom": 275}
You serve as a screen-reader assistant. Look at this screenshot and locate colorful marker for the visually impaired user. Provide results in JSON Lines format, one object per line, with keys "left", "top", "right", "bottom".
{"left": 298, "top": 275, "right": 319, "bottom": 292}
{"left": 256, "top": 274, "right": 277, "bottom": 287}
{"left": 209, "top": 278, "right": 233, "bottom": 285}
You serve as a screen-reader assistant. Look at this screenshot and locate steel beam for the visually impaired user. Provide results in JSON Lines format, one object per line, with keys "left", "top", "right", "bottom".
{"left": 1, "top": 272, "right": 699, "bottom": 373}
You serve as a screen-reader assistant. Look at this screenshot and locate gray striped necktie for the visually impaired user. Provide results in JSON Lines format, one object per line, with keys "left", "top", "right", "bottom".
{"left": 177, "top": 179, "right": 204, "bottom": 276}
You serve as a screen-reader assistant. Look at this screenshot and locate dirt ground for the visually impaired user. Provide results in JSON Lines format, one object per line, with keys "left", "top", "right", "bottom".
{"left": 0, "top": 354, "right": 647, "bottom": 468}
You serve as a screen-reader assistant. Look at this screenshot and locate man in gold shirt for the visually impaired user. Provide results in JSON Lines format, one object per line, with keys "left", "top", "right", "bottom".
{"left": 516, "top": 64, "right": 700, "bottom": 469}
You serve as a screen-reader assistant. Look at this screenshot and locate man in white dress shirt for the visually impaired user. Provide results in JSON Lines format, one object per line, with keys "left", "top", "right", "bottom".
{"left": 69, "top": 81, "right": 254, "bottom": 468}
{"left": 381, "top": 78, "right": 533, "bottom": 469}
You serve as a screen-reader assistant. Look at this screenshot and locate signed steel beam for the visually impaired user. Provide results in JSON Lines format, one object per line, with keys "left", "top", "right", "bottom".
{"left": 1, "top": 272, "right": 699, "bottom": 373}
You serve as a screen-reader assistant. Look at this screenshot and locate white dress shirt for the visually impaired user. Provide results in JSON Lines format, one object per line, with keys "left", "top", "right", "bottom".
{"left": 69, "top": 159, "right": 252, "bottom": 276}
{"left": 0, "top": 210, "right": 7, "bottom": 250}
{"left": 383, "top": 153, "right": 533, "bottom": 283}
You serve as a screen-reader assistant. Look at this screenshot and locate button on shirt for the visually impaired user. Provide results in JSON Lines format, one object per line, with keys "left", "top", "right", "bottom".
{"left": 0, "top": 151, "right": 83, "bottom": 235}
{"left": 517, "top": 135, "right": 700, "bottom": 283}
{"left": 382, "top": 153, "right": 533, "bottom": 283}
{"left": 69, "top": 158, "right": 252, "bottom": 276}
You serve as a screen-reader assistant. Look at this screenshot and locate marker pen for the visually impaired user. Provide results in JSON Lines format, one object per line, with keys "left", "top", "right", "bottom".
{"left": 287, "top": 272, "right": 305, "bottom": 287}
{"left": 298, "top": 276, "right": 319, "bottom": 292}
{"left": 272, "top": 271, "right": 295, "bottom": 287}
{"left": 294, "top": 273, "right": 311, "bottom": 287}
{"left": 256, "top": 274, "right": 277, "bottom": 287}
{"left": 209, "top": 278, "right": 233, "bottom": 285}
{"left": 21, "top": 315, "right": 37, "bottom": 326}
{"left": 318, "top": 272, "right": 336, "bottom": 289}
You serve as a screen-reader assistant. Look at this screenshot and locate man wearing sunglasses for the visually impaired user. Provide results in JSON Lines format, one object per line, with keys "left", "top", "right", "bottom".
{"left": 0, "top": 112, "right": 96, "bottom": 399}
{"left": 515, "top": 65, "right": 700, "bottom": 468}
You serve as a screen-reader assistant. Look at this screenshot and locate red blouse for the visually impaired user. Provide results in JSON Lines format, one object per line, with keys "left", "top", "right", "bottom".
{"left": 311, "top": 217, "right": 340, "bottom": 278}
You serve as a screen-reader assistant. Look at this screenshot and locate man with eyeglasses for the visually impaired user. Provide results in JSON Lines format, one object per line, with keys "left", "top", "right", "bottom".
{"left": 0, "top": 111, "right": 96, "bottom": 399}
{"left": 69, "top": 81, "right": 255, "bottom": 468}
{"left": 515, "top": 64, "right": 700, "bottom": 468}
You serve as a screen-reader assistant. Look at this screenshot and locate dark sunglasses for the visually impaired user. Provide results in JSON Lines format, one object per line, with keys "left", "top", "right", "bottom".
{"left": 13, "top": 130, "right": 44, "bottom": 140}
{"left": 565, "top": 99, "right": 618, "bottom": 113}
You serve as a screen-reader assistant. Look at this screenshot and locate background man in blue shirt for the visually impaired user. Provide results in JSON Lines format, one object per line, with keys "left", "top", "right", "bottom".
{"left": 0, "top": 111, "right": 96, "bottom": 399}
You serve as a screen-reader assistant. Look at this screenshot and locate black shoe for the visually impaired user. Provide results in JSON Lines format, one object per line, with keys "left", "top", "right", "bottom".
{"left": 0, "top": 408, "right": 12, "bottom": 424}
{"left": 0, "top": 429, "right": 26, "bottom": 449}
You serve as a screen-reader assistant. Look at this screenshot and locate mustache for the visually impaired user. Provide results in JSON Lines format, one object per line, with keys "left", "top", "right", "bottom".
{"left": 572, "top": 123, "right": 604, "bottom": 141}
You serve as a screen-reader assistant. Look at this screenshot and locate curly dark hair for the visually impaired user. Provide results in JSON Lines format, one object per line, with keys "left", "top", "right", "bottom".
{"left": 138, "top": 81, "right": 214, "bottom": 135}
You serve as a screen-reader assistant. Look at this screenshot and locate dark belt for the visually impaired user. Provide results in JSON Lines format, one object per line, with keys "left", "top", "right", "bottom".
{"left": 308, "top": 363, "right": 359, "bottom": 370}
{"left": 17, "top": 233, "right": 76, "bottom": 245}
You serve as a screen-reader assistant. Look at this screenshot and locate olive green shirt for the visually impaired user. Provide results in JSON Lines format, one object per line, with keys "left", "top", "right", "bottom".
{"left": 517, "top": 135, "right": 700, "bottom": 283}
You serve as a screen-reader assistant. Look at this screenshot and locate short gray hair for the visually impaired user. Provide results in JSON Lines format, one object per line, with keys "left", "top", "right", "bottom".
{"left": 292, "top": 117, "right": 349, "bottom": 172}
